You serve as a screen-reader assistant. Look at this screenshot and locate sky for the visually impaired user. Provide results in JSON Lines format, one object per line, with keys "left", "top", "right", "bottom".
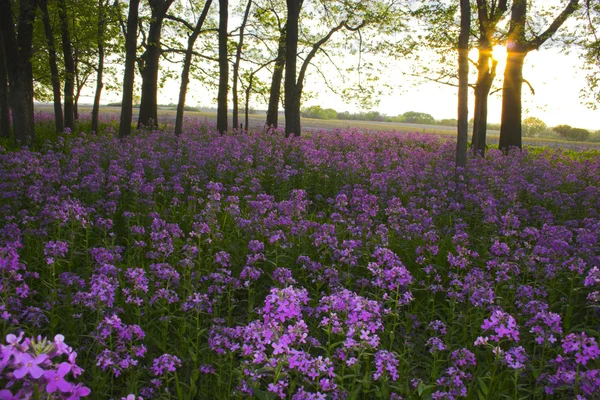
{"left": 303, "top": 45, "right": 599, "bottom": 130}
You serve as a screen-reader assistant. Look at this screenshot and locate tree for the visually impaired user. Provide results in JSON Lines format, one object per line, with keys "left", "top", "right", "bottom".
{"left": 499, "top": 0, "right": 580, "bottom": 151}
{"left": 137, "top": 0, "right": 175, "bottom": 129}
{"left": 58, "top": 0, "right": 75, "bottom": 130}
{"left": 408, "top": 1, "right": 508, "bottom": 155}
{"left": 118, "top": 0, "right": 139, "bottom": 138}
{"left": 265, "top": 25, "right": 286, "bottom": 129}
{"left": 91, "top": 0, "right": 113, "bottom": 134}
{"left": 522, "top": 116, "right": 546, "bottom": 137}
{"left": 232, "top": 0, "right": 253, "bottom": 130}
{"left": 173, "top": 0, "right": 213, "bottom": 136}
{"left": 553, "top": 124, "right": 590, "bottom": 141}
{"left": 471, "top": 0, "right": 508, "bottom": 155}
{"left": 580, "top": 0, "right": 600, "bottom": 108}
{"left": 302, "top": 105, "right": 337, "bottom": 119}
{"left": 401, "top": 111, "right": 435, "bottom": 124}
{"left": 0, "top": 0, "right": 39, "bottom": 145}
{"left": 39, "top": 0, "right": 64, "bottom": 133}
{"left": 456, "top": 0, "right": 469, "bottom": 169}
{"left": 284, "top": 0, "right": 301, "bottom": 137}
{"left": 216, "top": 0, "right": 228, "bottom": 134}
{"left": 0, "top": 26, "right": 10, "bottom": 139}
{"left": 284, "top": 0, "right": 379, "bottom": 137}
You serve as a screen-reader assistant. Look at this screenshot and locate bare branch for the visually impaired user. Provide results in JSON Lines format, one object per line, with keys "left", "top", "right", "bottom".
{"left": 523, "top": 78, "right": 535, "bottom": 95}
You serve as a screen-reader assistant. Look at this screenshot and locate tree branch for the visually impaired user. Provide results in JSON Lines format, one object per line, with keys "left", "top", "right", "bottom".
{"left": 297, "top": 21, "right": 347, "bottom": 92}
{"left": 527, "top": 0, "right": 579, "bottom": 51}
{"left": 165, "top": 14, "right": 195, "bottom": 31}
{"left": 162, "top": 47, "right": 219, "bottom": 62}
{"left": 523, "top": 78, "right": 535, "bottom": 95}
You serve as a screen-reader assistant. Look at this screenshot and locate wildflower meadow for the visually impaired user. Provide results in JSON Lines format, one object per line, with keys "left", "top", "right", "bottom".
{"left": 1, "top": 114, "right": 599, "bottom": 399}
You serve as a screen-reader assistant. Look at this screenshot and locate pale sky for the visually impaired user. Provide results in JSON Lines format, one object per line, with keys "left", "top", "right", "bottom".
{"left": 304, "top": 46, "right": 599, "bottom": 130}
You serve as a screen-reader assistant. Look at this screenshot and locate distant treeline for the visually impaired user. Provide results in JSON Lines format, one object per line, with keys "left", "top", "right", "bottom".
{"left": 302, "top": 106, "right": 600, "bottom": 141}
{"left": 301, "top": 105, "right": 502, "bottom": 130}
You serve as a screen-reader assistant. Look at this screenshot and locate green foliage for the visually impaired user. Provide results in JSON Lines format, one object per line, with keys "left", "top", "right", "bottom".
{"left": 337, "top": 110, "right": 386, "bottom": 121}
{"left": 552, "top": 124, "right": 591, "bottom": 141}
{"left": 302, "top": 105, "right": 338, "bottom": 120}
{"left": 401, "top": 111, "right": 435, "bottom": 124}
{"left": 438, "top": 118, "right": 457, "bottom": 127}
{"left": 522, "top": 116, "right": 547, "bottom": 137}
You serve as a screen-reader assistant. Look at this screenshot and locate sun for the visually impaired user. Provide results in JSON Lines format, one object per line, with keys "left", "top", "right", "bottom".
{"left": 492, "top": 45, "right": 507, "bottom": 61}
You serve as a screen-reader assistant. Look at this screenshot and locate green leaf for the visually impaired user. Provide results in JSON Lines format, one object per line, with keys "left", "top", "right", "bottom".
{"left": 478, "top": 377, "right": 489, "bottom": 395}
{"left": 350, "top": 384, "right": 363, "bottom": 399}
{"left": 251, "top": 386, "right": 277, "bottom": 400}
{"left": 417, "top": 382, "right": 434, "bottom": 396}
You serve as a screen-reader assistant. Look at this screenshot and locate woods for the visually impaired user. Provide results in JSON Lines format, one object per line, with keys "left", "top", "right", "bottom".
{"left": 0, "top": 0, "right": 597, "bottom": 154}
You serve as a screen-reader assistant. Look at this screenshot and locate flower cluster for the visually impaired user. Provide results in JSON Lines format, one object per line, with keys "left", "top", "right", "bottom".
{"left": 479, "top": 310, "right": 520, "bottom": 343}
{"left": 0, "top": 333, "right": 90, "bottom": 399}
{"left": 93, "top": 315, "right": 147, "bottom": 377}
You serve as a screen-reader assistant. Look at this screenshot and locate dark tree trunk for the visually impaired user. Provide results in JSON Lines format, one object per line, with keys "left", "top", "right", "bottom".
{"left": 499, "top": 49, "right": 526, "bottom": 151}
{"left": 471, "top": 47, "right": 496, "bottom": 155}
{"left": 498, "top": 0, "right": 578, "bottom": 152}
{"left": 40, "top": 0, "right": 64, "bottom": 133}
{"left": 137, "top": 0, "right": 174, "bottom": 129}
{"left": 285, "top": 9, "right": 343, "bottom": 138}
{"left": 118, "top": 0, "right": 139, "bottom": 138}
{"left": 0, "top": 35, "right": 10, "bottom": 139}
{"left": 232, "top": 0, "right": 252, "bottom": 130}
{"left": 456, "top": 0, "right": 470, "bottom": 169}
{"left": 74, "top": 53, "right": 84, "bottom": 121}
{"left": 174, "top": 0, "right": 212, "bottom": 136}
{"left": 244, "top": 71, "right": 254, "bottom": 131}
{"left": 0, "top": 0, "right": 38, "bottom": 145}
{"left": 265, "top": 27, "right": 285, "bottom": 129}
{"left": 58, "top": 0, "right": 75, "bottom": 130}
{"left": 91, "top": 0, "right": 106, "bottom": 134}
{"left": 216, "top": 0, "right": 228, "bottom": 134}
{"left": 499, "top": 0, "right": 527, "bottom": 152}
{"left": 284, "top": 0, "right": 301, "bottom": 137}
{"left": 471, "top": 0, "right": 507, "bottom": 155}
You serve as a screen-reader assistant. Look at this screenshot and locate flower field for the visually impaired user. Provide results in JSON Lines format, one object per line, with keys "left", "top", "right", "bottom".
{"left": 1, "top": 117, "right": 600, "bottom": 399}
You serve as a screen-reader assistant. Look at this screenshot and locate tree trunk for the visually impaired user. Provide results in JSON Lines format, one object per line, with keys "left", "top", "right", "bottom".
{"left": 58, "top": 0, "right": 75, "bottom": 130}
{"left": 0, "top": 0, "right": 38, "bottom": 145}
{"left": 498, "top": 0, "right": 578, "bottom": 152}
{"left": 284, "top": 0, "right": 301, "bottom": 137}
{"left": 499, "top": 49, "right": 526, "bottom": 151}
{"left": 91, "top": 0, "right": 106, "bottom": 134}
{"left": 471, "top": 85, "right": 488, "bottom": 154}
{"left": 266, "top": 27, "right": 286, "bottom": 129}
{"left": 471, "top": 47, "right": 496, "bottom": 155}
{"left": 174, "top": 0, "right": 212, "bottom": 136}
{"left": 232, "top": 0, "right": 252, "bottom": 130}
{"left": 456, "top": 0, "right": 470, "bottom": 169}
{"left": 216, "top": 0, "right": 228, "bottom": 134}
{"left": 138, "top": 0, "right": 173, "bottom": 129}
{"left": 244, "top": 72, "right": 254, "bottom": 131}
{"left": 74, "top": 58, "right": 84, "bottom": 121}
{"left": 40, "top": 0, "right": 64, "bottom": 133}
{"left": 0, "top": 35, "right": 10, "bottom": 139}
{"left": 118, "top": 0, "right": 139, "bottom": 138}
